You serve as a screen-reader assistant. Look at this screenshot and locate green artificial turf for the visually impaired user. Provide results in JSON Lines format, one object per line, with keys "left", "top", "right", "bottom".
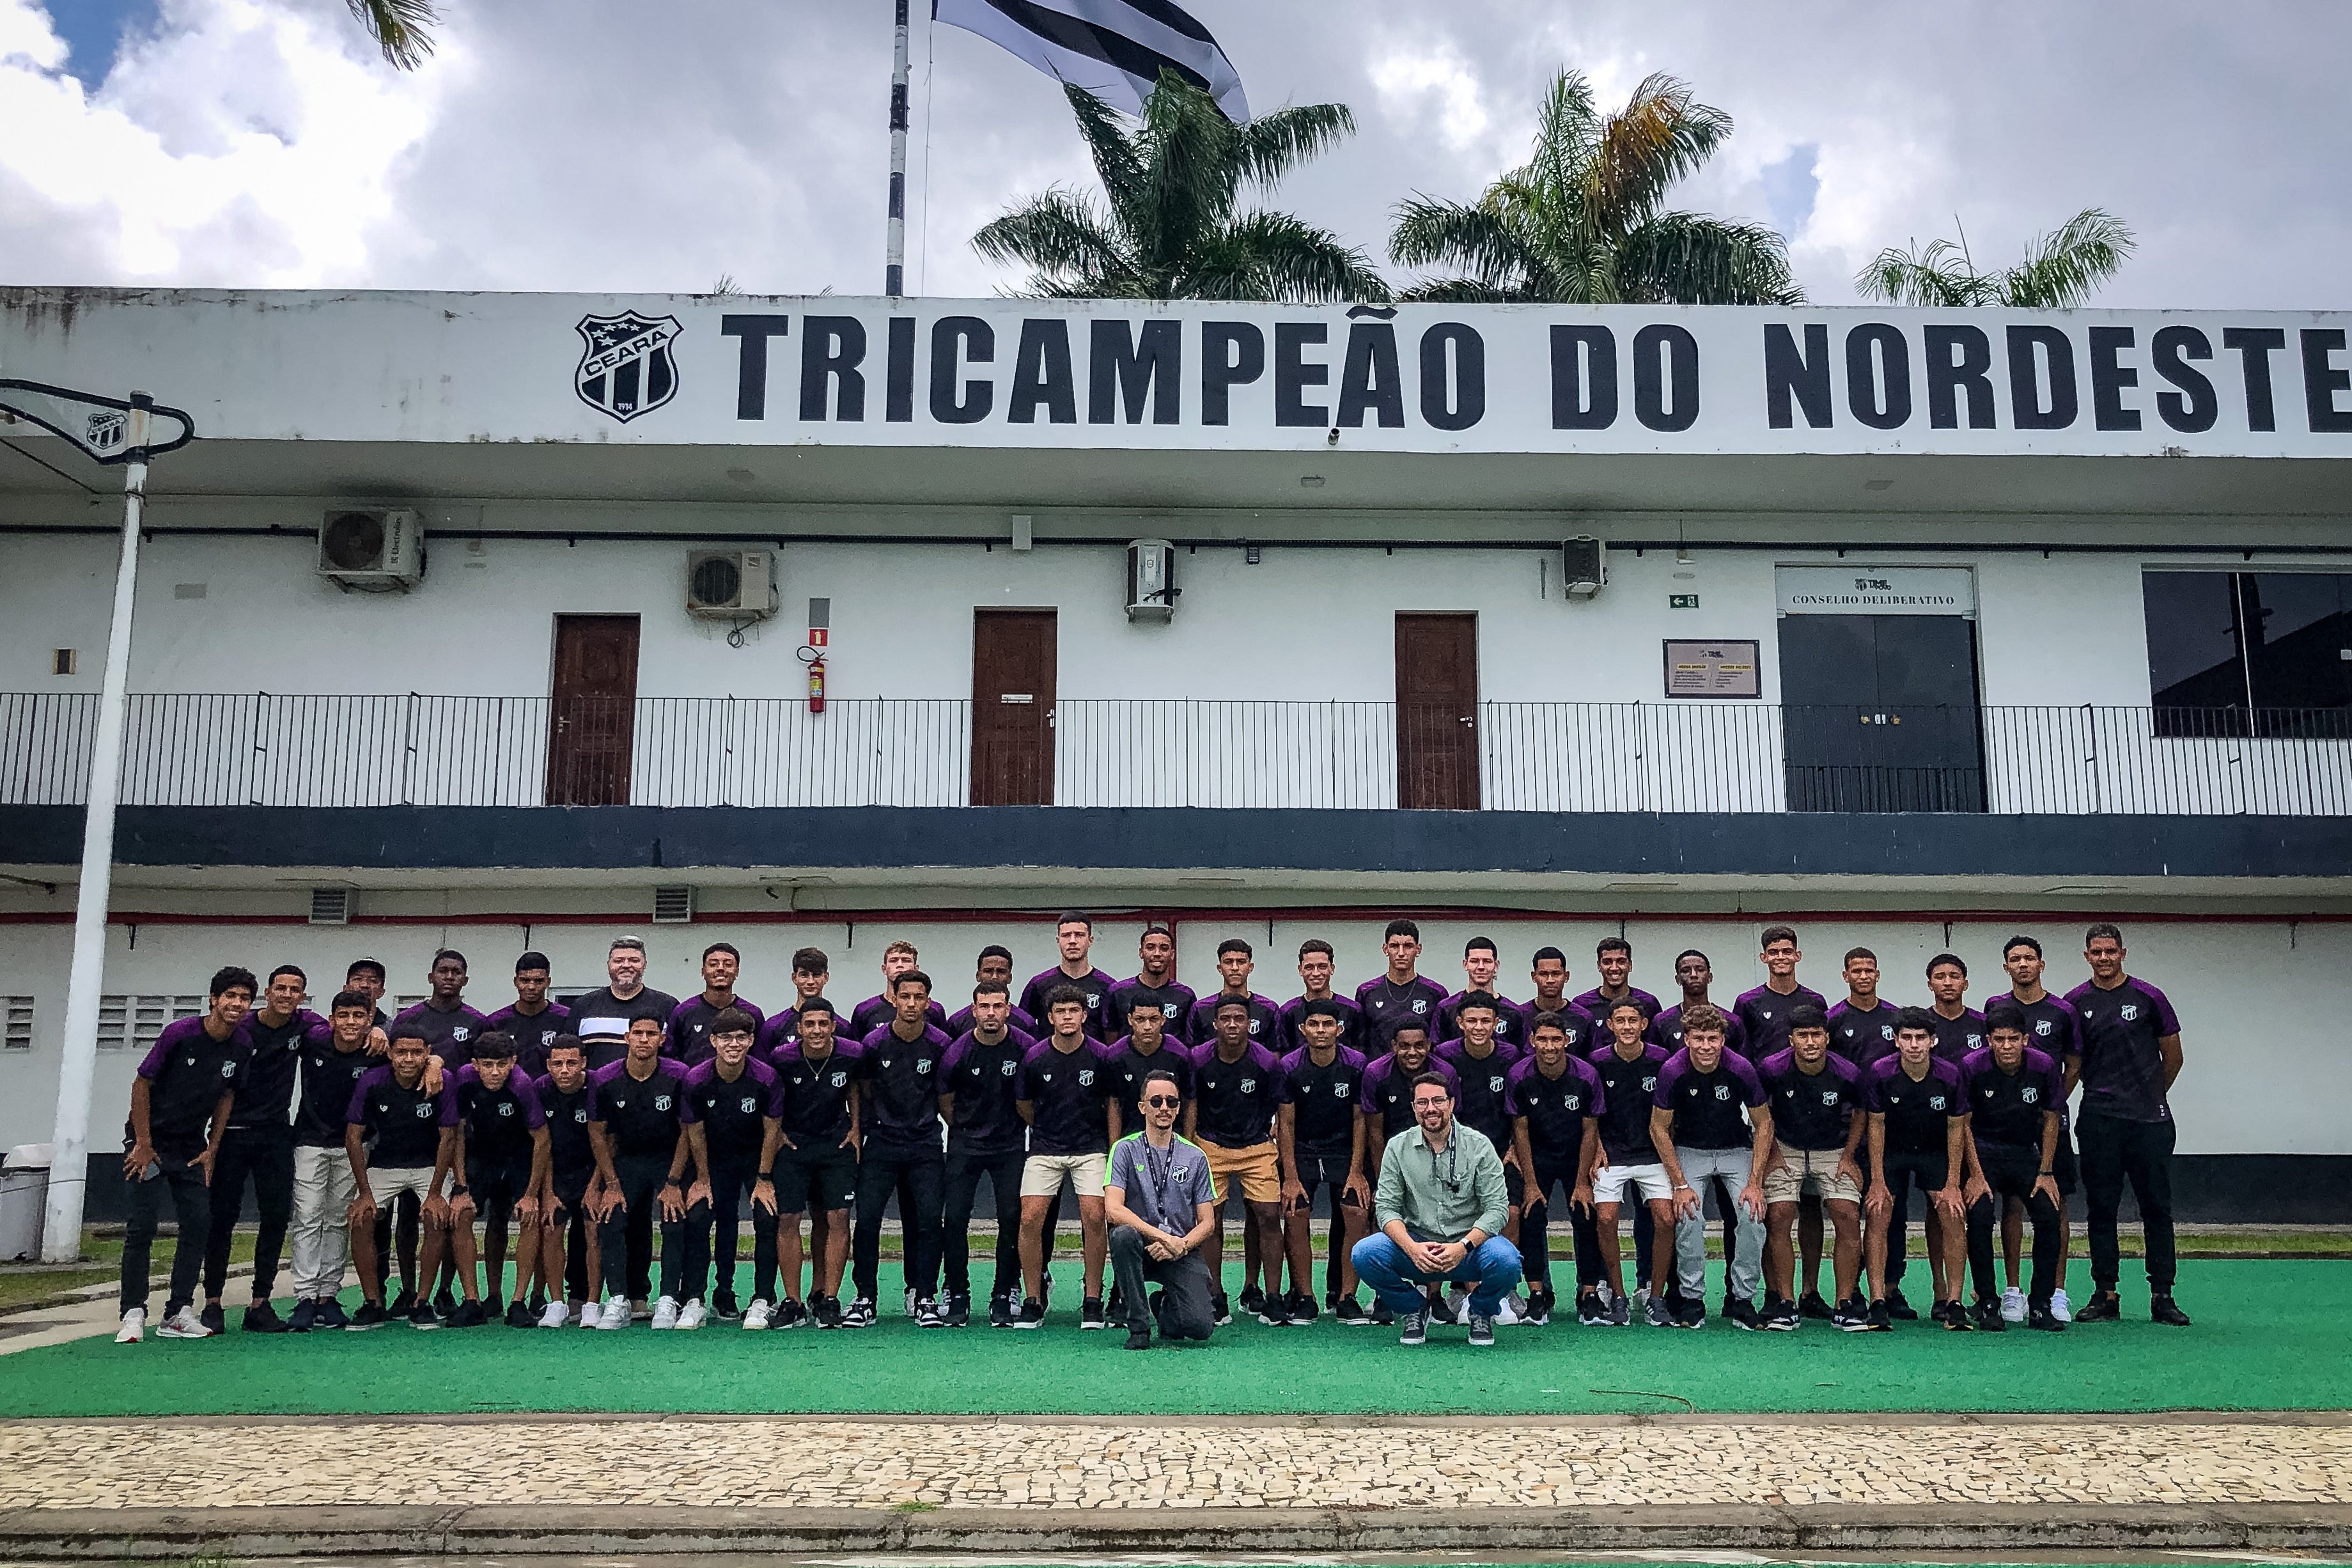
{"left": 8, "top": 1259, "right": 2343, "bottom": 1419}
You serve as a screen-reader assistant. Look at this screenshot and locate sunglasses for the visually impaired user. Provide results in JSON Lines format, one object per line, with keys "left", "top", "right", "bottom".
{"left": 1142, "top": 1096, "right": 1181, "bottom": 1108}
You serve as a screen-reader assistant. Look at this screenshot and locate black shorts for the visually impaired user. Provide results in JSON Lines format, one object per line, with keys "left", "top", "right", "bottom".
{"left": 775, "top": 1146, "right": 857, "bottom": 1215}
{"left": 2052, "top": 1117, "right": 2080, "bottom": 1196}
{"left": 1293, "top": 1153, "right": 1363, "bottom": 1211}
{"left": 472, "top": 1156, "right": 534, "bottom": 1211}
{"left": 1881, "top": 1149, "right": 1952, "bottom": 1192}
{"left": 549, "top": 1169, "right": 593, "bottom": 1217}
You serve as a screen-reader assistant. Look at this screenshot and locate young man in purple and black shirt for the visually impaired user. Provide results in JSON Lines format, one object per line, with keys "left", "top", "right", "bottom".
{"left": 756, "top": 947, "right": 832, "bottom": 1056}
{"left": 1015, "top": 986, "right": 1121, "bottom": 1329}
{"left": 529, "top": 1034, "right": 600, "bottom": 1326}
{"left": 1105, "top": 993, "right": 1194, "bottom": 1133}
{"left": 485, "top": 951, "right": 570, "bottom": 1078}
{"left": 1356, "top": 919, "right": 1449, "bottom": 1049}
{"left": 1733, "top": 926, "right": 1828, "bottom": 1060}
{"left": 1924, "top": 954, "right": 1986, "bottom": 1063}
{"left": 116, "top": 966, "right": 254, "bottom": 1344}
{"left": 286, "top": 990, "right": 379, "bottom": 1332}
{"left": 1020, "top": 914, "right": 1119, "bottom": 1044}
{"left": 2066, "top": 923, "right": 2190, "bottom": 1326}
{"left": 1864, "top": 1007, "right": 1972, "bottom": 1331}
{"left": 1961, "top": 1002, "right": 2068, "bottom": 1332}
{"left": 1276, "top": 998, "right": 1368, "bottom": 1321}
{"left": 1649, "top": 1005, "right": 1772, "bottom": 1331}
{"left": 1826, "top": 948, "right": 1903, "bottom": 1070}
{"left": 1584, "top": 1000, "right": 1674, "bottom": 1324}
{"left": 678, "top": 1008, "right": 783, "bottom": 1329}
{"left": 1756, "top": 1004, "right": 1868, "bottom": 1331}
{"left": 1437, "top": 936, "right": 1527, "bottom": 1048}
{"left": 1649, "top": 950, "right": 1752, "bottom": 1058}
{"left": 1506, "top": 1012, "right": 1604, "bottom": 1326}
{"left": 446, "top": 1030, "right": 547, "bottom": 1328}
{"left": 200, "top": 963, "right": 318, "bottom": 1335}
{"left": 1110, "top": 924, "right": 1195, "bottom": 1046}
{"left": 1522, "top": 947, "right": 1592, "bottom": 1048}
{"left": 852, "top": 970, "right": 953, "bottom": 1328}
{"left": 1996, "top": 935, "right": 2081, "bottom": 1321}
{"left": 345, "top": 1029, "right": 465, "bottom": 1331}
{"left": 1575, "top": 936, "right": 1661, "bottom": 1025}
{"left": 393, "top": 949, "right": 492, "bottom": 1067}
{"left": 1187, "top": 997, "right": 1287, "bottom": 1324}
{"left": 941, "top": 979, "right": 1036, "bottom": 1328}
{"left": 1183, "top": 938, "right": 1281, "bottom": 1050}
{"left": 768, "top": 997, "right": 859, "bottom": 1328}
{"left": 666, "top": 942, "right": 766, "bottom": 1067}
{"left": 585, "top": 1016, "right": 694, "bottom": 1328}
{"left": 1280, "top": 938, "right": 1364, "bottom": 1053}
{"left": 948, "top": 946, "right": 1040, "bottom": 1038}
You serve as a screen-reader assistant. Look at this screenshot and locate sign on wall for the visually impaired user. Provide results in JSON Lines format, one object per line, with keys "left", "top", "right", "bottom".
{"left": 1663, "top": 639, "right": 1761, "bottom": 698}
{"left": 1776, "top": 566, "right": 1977, "bottom": 617}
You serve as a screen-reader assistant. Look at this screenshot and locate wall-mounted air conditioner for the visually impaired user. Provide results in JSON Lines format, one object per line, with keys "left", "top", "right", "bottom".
{"left": 687, "top": 550, "right": 779, "bottom": 620}
{"left": 318, "top": 509, "right": 424, "bottom": 591}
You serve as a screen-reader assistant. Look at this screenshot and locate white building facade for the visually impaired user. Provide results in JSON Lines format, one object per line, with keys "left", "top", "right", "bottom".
{"left": 2, "top": 288, "right": 2347, "bottom": 1214}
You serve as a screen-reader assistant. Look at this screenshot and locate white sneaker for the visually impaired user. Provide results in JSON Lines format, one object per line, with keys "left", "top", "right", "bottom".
{"left": 650, "top": 1296, "right": 680, "bottom": 1330}
{"left": 904, "top": 1285, "right": 919, "bottom": 1319}
{"left": 537, "top": 1301, "right": 569, "bottom": 1330}
{"left": 2000, "top": 1285, "right": 2028, "bottom": 1323}
{"left": 578, "top": 1300, "right": 602, "bottom": 1330}
{"left": 115, "top": 1308, "right": 146, "bottom": 1344}
{"left": 596, "top": 1297, "right": 629, "bottom": 1330}
{"left": 2050, "top": 1286, "right": 2074, "bottom": 1323}
{"left": 155, "top": 1305, "right": 210, "bottom": 1340}
{"left": 742, "top": 1300, "right": 772, "bottom": 1331}
{"left": 675, "top": 1299, "right": 706, "bottom": 1330}
{"left": 1443, "top": 1284, "right": 1472, "bottom": 1324}
{"left": 1496, "top": 1292, "right": 1523, "bottom": 1326}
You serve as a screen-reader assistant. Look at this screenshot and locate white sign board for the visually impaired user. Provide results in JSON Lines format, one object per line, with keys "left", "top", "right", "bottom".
{"left": 3, "top": 290, "right": 2351, "bottom": 459}
{"left": 1776, "top": 566, "right": 1977, "bottom": 617}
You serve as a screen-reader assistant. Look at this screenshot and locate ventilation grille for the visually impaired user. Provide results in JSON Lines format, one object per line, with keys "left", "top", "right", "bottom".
{"left": 309, "top": 888, "right": 352, "bottom": 926}
{"left": 652, "top": 885, "right": 696, "bottom": 924}
{"left": 2, "top": 997, "right": 30, "bottom": 1050}
{"left": 97, "top": 995, "right": 204, "bottom": 1051}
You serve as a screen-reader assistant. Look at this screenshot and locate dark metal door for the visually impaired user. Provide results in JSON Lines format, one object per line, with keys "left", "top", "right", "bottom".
{"left": 1779, "top": 614, "right": 1984, "bottom": 811}
{"left": 972, "top": 610, "right": 1057, "bottom": 805}
{"left": 1396, "top": 613, "right": 1481, "bottom": 810}
{"left": 547, "top": 614, "right": 639, "bottom": 805}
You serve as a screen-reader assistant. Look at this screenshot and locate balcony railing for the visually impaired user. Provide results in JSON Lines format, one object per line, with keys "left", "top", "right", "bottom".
{"left": 0, "top": 693, "right": 2346, "bottom": 815}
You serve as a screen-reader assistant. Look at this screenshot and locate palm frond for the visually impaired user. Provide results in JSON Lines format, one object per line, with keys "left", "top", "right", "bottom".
{"left": 1063, "top": 84, "right": 1153, "bottom": 247}
{"left": 1135, "top": 70, "right": 1245, "bottom": 271}
{"left": 1396, "top": 277, "right": 1532, "bottom": 304}
{"left": 1233, "top": 100, "right": 1358, "bottom": 189}
{"left": 1190, "top": 212, "right": 1390, "bottom": 303}
{"left": 972, "top": 190, "right": 1136, "bottom": 294}
{"left": 1998, "top": 206, "right": 2136, "bottom": 308}
{"left": 345, "top": 0, "right": 435, "bottom": 69}
{"left": 1617, "top": 212, "right": 1802, "bottom": 304}
{"left": 1854, "top": 238, "right": 1991, "bottom": 306}
{"left": 1589, "top": 72, "right": 1731, "bottom": 236}
{"left": 1389, "top": 196, "right": 1541, "bottom": 296}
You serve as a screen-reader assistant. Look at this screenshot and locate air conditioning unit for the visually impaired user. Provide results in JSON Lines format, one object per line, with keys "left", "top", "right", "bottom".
{"left": 652, "top": 885, "right": 696, "bottom": 924}
{"left": 687, "top": 549, "right": 779, "bottom": 620}
{"left": 1561, "top": 536, "right": 1607, "bottom": 600}
{"left": 1126, "top": 539, "right": 1178, "bottom": 623}
{"left": 308, "top": 888, "right": 351, "bottom": 926}
{"left": 318, "top": 509, "right": 424, "bottom": 591}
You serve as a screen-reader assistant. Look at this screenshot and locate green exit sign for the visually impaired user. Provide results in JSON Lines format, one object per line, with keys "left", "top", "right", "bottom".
{"left": 1669, "top": 593, "right": 1701, "bottom": 609}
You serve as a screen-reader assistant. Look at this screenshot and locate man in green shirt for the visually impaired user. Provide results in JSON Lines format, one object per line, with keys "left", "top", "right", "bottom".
{"left": 1349, "top": 1071, "right": 1520, "bottom": 1347}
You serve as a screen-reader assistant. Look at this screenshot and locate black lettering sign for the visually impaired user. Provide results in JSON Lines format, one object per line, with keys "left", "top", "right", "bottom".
{"left": 1275, "top": 322, "right": 1331, "bottom": 427}
{"left": 1336, "top": 322, "right": 1403, "bottom": 428}
{"left": 1419, "top": 323, "right": 1485, "bottom": 431}
{"left": 1846, "top": 323, "right": 1911, "bottom": 430}
{"left": 2223, "top": 327, "right": 2285, "bottom": 432}
{"left": 1088, "top": 320, "right": 1180, "bottom": 425}
{"left": 930, "top": 316, "right": 994, "bottom": 425}
{"left": 2151, "top": 325, "right": 2215, "bottom": 433}
{"left": 1633, "top": 323, "right": 1699, "bottom": 432}
{"left": 886, "top": 317, "right": 915, "bottom": 423}
{"left": 2006, "top": 324, "right": 2077, "bottom": 430}
{"left": 719, "top": 314, "right": 790, "bottom": 421}
{"left": 1009, "top": 319, "right": 1077, "bottom": 424}
{"left": 1550, "top": 325, "right": 1617, "bottom": 430}
{"left": 799, "top": 316, "right": 866, "bottom": 423}
{"left": 1201, "top": 322, "right": 1264, "bottom": 426}
{"left": 1923, "top": 325, "right": 1995, "bottom": 430}
{"left": 2087, "top": 325, "right": 2140, "bottom": 431}
{"left": 2300, "top": 328, "right": 2352, "bottom": 433}
{"left": 1764, "top": 323, "right": 1832, "bottom": 430}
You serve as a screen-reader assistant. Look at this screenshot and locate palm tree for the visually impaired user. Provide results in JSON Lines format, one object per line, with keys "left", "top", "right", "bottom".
{"left": 1389, "top": 68, "right": 1801, "bottom": 305}
{"left": 973, "top": 70, "right": 1389, "bottom": 303}
{"left": 1855, "top": 209, "right": 2135, "bottom": 307}
{"left": 346, "top": 0, "right": 436, "bottom": 70}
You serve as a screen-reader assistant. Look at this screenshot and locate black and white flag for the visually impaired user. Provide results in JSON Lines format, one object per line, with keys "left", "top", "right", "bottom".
{"left": 934, "top": 0, "right": 1249, "bottom": 121}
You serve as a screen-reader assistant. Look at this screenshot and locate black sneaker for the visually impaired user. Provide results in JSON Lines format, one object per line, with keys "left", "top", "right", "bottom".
{"left": 1832, "top": 1296, "right": 1870, "bottom": 1332}
{"left": 1883, "top": 1285, "right": 1919, "bottom": 1321}
{"left": 1972, "top": 1296, "right": 2007, "bottom": 1333}
{"left": 348, "top": 1300, "right": 389, "bottom": 1330}
{"left": 433, "top": 1287, "right": 458, "bottom": 1321}
{"left": 811, "top": 1294, "right": 845, "bottom": 1330}
{"left": 1332, "top": 1295, "right": 1370, "bottom": 1325}
{"left": 2075, "top": 1291, "right": 2122, "bottom": 1323}
{"left": 988, "top": 1292, "right": 1015, "bottom": 1329}
{"left": 2029, "top": 1303, "right": 2066, "bottom": 1332}
{"left": 843, "top": 1296, "right": 878, "bottom": 1328}
{"left": 502, "top": 1300, "right": 536, "bottom": 1330}
{"left": 1015, "top": 1298, "right": 1047, "bottom": 1330}
{"left": 1762, "top": 1296, "right": 1801, "bottom": 1331}
{"left": 2151, "top": 1294, "right": 2192, "bottom": 1326}
{"left": 1724, "top": 1297, "right": 1763, "bottom": 1331}
{"left": 771, "top": 1298, "right": 808, "bottom": 1330}
{"left": 944, "top": 1291, "right": 972, "bottom": 1328}
{"left": 1675, "top": 1297, "right": 1707, "bottom": 1329}
{"left": 1238, "top": 1284, "right": 1266, "bottom": 1319}
{"left": 408, "top": 1302, "right": 440, "bottom": 1330}
{"left": 1211, "top": 1292, "right": 1233, "bottom": 1327}
{"left": 1369, "top": 1300, "right": 1395, "bottom": 1326}
{"left": 315, "top": 1298, "right": 350, "bottom": 1330}
{"left": 1865, "top": 1298, "right": 1893, "bottom": 1332}
{"left": 1080, "top": 1296, "right": 1108, "bottom": 1330}
{"left": 1396, "top": 1307, "right": 1428, "bottom": 1346}
{"left": 1521, "top": 1291, "right": 1552, "bottom": 1327}
{"left": 1124, "top": 1325, "right": 1152, "bottom": 1350}
{"left": 1798, "top": 1291, "right": 1835, "bottom": 1321}
{"left": 199, "top": 1303, "right": 226, "bottom": 1335}
{"left": 1936, "top": 1300, "right": 1974, "bottom": 1331}
{"left": 388, "top": 1289, "right": 417, "bottom": 1317}
{"left": 286, "top": 1299, "right": 318, "bottom": 1334}
{"left": 1577, "top": 1291, "right": 1608, "bottom": 1326}
{"left": 1256, "top": 1293, "right": 1290, "bottom": 1326}
{"left": 241, "top": 1300, "right": 288, "bottom": 1333}
{"left": 1286, "top": 1291, "right": 1320, "bottom": 1324}
{"left": 712, "top": 1292, "right": 742, "bottom": 1322}
{"left": 1105, "top": 1284, "right": 1125, "bottom": 1319}
{"left": 449, "top": 1299, "right": 487, "bottom": 1328}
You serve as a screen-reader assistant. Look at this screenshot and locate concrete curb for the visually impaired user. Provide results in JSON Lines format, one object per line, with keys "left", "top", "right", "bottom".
{"left": 2, "top": 1502, "right": 2349, "bottom": 1558}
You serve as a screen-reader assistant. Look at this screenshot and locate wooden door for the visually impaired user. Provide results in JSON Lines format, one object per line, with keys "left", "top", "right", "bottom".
{"left": 547, "top": 615, "right": 640, "bottom": 805}
{"left": 1396, "top": 613, "right": 1481, "bottom": 809}
{"left": 972, "top": 610, "right": 1057, "bottom": 805}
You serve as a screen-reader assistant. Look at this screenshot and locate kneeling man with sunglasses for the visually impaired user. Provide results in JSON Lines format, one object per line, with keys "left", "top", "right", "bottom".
{"left": 1104, "top": 1069, "right": 1220, "bottom": 1349}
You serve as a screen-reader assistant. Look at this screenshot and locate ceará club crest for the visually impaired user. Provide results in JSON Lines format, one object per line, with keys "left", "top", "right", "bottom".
{"left": 574, "top": 311, "right": 682, "bottom": 423}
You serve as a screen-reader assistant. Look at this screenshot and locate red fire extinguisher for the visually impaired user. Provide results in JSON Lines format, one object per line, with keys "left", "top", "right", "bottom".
{"left": 801, "top": 622, "right": 829, "bottom": 713}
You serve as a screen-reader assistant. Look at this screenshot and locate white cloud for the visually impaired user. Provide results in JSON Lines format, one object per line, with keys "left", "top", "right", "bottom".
{"left": 1366, "top": 33, "right": 1497, "bottom": 159}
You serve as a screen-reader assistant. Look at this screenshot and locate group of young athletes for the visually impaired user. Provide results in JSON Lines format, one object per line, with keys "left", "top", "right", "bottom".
{"left": 113, "top": 915, "right": 2190, "bottom": 1344}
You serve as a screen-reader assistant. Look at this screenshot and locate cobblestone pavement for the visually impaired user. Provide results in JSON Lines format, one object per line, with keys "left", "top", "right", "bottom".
{"left": 0, "top": 1416, "right": 2345, "bottom": 1511}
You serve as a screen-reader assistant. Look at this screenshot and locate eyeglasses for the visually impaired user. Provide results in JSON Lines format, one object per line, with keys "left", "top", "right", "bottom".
{"left": 1142, "top": 1096, "right": 1181, "bottom": 1108}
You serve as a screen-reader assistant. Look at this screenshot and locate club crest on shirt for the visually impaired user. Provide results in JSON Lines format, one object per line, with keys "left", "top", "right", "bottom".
{"left": 2120, "top": 1005, "right": 2140, "bottom": 1021}
{"left": 1564, "top": 1094, "right": 1582, "bottom": 1111}
{"left": 219, "top": 1060, "right": 236, "bottom": 1078}
{"left": 1822, "top": 1090, "right": 1840, "bottom": 1106}
{"left": 413, "top": 1102, "right": 433, "bottom": 1118}
{"left": 1411, "top": 999, "right": 1428, "bottom": 1014}
{"left": 1966, "top": 1034, "right": 1982, "bottom": 1049}
{"left": 497, "top": 1103, "right": 514, "bottom": 1117}
{"left": 2034, "top": 1020, "right": 2054, "bottom": 1036}
{"left": 829, "top": 1071, "right": 848, "bottom": 1089}
{"left": 1488, "top": 1075, "right": 1506, "bottom": 1094}
{"left": 1238, "top": 1078, "right": 1258, "bottom": 1093}
{"left": 999, "top": 1060, "right": 1018, "bottom": 1076}
{"left": 1077, "top": 1069, "right": 1096, "bottom": 1087}
{"left": 917, "top": 1058, "right": 935, "bottom": 1075}
{"left": 453, "top": 1027, "right": 472, "bottom": 1043}
{"left": 1881, "top": 1024, "right": 1896, "bottom": 1040}
{"left": 653, "top": 1094, "right": 673, "bottom": 1112}
{"left": 1713, "top": 1083, "right": 1730, "bottom": 1101}
{"left": 1161, "top": 1004, "right": 1181, "bottom": 1020}
{"left": 2022, "top": 1086, "right": 2040, "bottom": 1103}
{"left": 1928, "top": 1095, "right": 1947, "bottom": 1110}
{"left": 573, "top": 1108, "right": 588, "bottom": 1122}
{"left": 740, "top": 1096, "right": 758, "bottom": 1114}
{"left": 1334, "top": 1082, "right": 1351, "bottom": 1096}
{"left": 1642, "top": 1076, "right": 1658, "bottom": 1093}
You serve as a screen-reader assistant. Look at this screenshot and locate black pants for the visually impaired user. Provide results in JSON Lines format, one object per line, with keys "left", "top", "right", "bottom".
{"left": 942, "top": 1143, "right": 1026, "bottom": 1300}
{"left": 853, "top": 1149, "right": 945, "bottom": 1305}
{"left": 200, "top": 1127, "right": 294, "bottom": 1302}
{"left": 2078, "top": 1110, "right": 2176, "bottom": 1292}
{"left": 121, "top": 1153, "right": 212, "bottom": 1317}
{"left": 598, "top": 1154, "right": 685, "bottom": 1301}
{"left": 684, "top": 1164, "right": 778, "bottom": 1304}
{"left": 1109, "top": 1223, "right": 1215, "bottom": 1339}
{"left": 1968, "top": 1141, "right": 2065, "bottom": 1308}
{"left": 1520, "top": 1157, "right": 1600, "bottom": 1294}
{"left": 372, "top": 1192, "right": 421, "bottom": 1296}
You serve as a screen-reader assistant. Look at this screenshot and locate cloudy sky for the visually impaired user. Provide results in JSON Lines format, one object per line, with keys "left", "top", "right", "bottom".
{"left": 5, "top": 0, "right": 2347, "bottom": 306}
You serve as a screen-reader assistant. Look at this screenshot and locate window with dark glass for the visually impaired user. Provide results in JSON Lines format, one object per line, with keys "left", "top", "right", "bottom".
{"left": 2142, "top": 571, "right": 2352, "bottom": 736}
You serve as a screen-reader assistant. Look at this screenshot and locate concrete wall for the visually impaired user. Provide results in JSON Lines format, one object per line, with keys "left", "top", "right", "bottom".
{"left": 1, "top": 906, "right": 2342, "bottom": 1158}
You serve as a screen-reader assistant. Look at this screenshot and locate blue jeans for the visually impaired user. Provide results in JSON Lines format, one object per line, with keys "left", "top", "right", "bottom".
{"left": 1351, "top": 1232, "right": 1523, "bottom": 1316}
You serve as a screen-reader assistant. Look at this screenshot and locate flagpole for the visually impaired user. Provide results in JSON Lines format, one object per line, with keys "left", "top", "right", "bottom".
{"left": 41, "top": 395, "right": 151, "bottom": 1263}
{"left": 885, "top": 0, "right": 912, "bottom": 296}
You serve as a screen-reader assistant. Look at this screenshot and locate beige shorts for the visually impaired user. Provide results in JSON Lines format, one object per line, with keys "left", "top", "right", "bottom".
{"left": 1763, "top": 1145, "right": 1864, "bottom": 1205}
{"left": 1201, "top": 1140, "right": 1282, "bottom": 1205}
{"left": 1022, "top": 1151, "right": 1107, "bottom": 1200}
